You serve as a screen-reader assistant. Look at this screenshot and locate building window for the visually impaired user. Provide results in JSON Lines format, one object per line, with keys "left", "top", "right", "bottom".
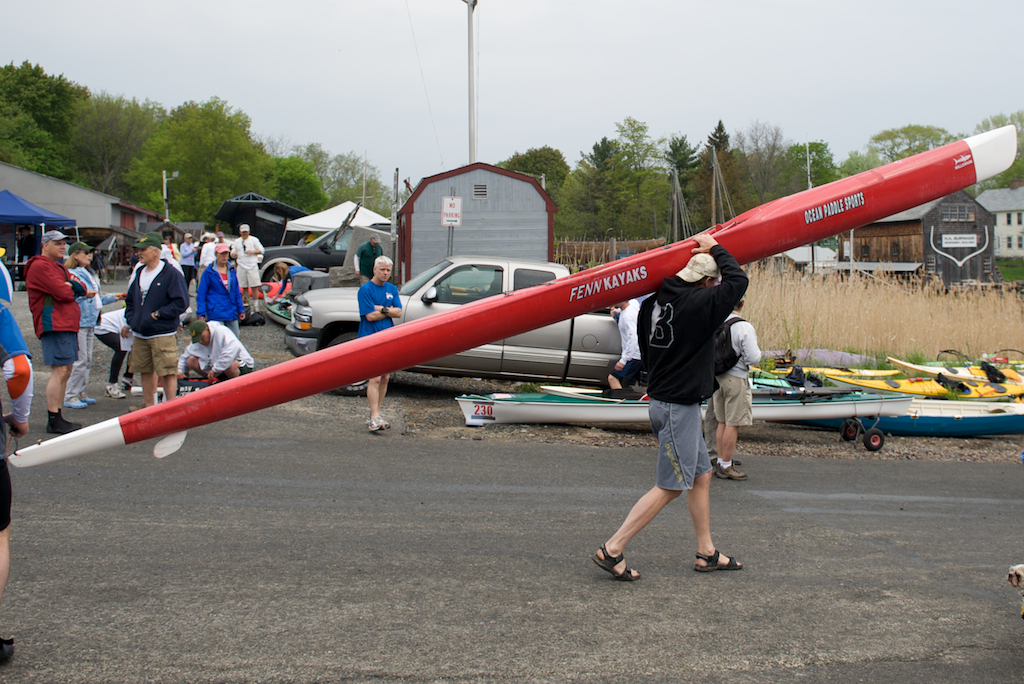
{"left": 473, "top": 184, "right": 488, "bottom": 199}
{"left": 983, "top": 258, "right": 992, "bottom": 274}
{"left": 1009, "top": 213, "right": 1015, "bottom": 226}
{"left": 941, "top": 204, "right": 975, "bottom": 222}
{"left": 891, "top": 242, "right": 900, "bottom": 258}
{"left": 1019, "top": 212, "right": 1023, "bottom": 225}
{"left": 925, "top": 255, "right": 936, "bottom": 273}
{"left": 1019, "top": 235, "right": 1024, "bottom": 249}
{"left": 860, "top": 244, "right": 870, "bottom": 259}
{"left": 1009, "top": 236, "right": 1014, "bottom": 250}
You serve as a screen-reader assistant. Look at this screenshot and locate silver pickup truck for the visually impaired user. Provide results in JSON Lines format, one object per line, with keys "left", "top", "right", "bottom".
{"left": 283, "top": 256, "right": 623, "bottom": 385}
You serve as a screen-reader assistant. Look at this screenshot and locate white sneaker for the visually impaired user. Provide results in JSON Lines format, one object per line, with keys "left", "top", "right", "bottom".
{"left": 106, "top": 384, "right": 127, "bottom": 399}
{"left": 368, "top": 416, "right": 383, "bottom": 432}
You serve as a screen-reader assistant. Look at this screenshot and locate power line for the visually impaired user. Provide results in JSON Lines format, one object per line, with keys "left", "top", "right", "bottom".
{"left": 405, "top": 0, "right": 445, "bottom": 171}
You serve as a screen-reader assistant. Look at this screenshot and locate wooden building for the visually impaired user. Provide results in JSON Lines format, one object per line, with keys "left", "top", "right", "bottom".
{"left": 213, "top": 192, "right": 307, "bottom": 247}
{"left": 836, "top": 190, "right": 997, "bottom": 287}
{"left": 396, "top": 163, "right": 556, "bottom": 281}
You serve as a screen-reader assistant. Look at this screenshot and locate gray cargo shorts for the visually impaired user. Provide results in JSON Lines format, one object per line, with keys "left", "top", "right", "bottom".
{"left": 650, "top": 398, "right": 713, "bottom": 490}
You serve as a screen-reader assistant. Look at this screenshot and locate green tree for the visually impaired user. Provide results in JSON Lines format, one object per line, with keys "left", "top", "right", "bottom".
{"left": 867, "top": 124, "right": 957, "bottom": 163}
{"left": 778, "top": 141, "right": 839, "bottom": 194}
{"left": 72, "top": 92, "right": 164, "bottom": 196}
{"left": 837, "top": 148, "right": 885, "bottom": 178}
{"left": 292, "top": 143, "right": 394, "bottom": 216}
{"left": 0, "top": 61, "right": 89, "bottom": 179}
{"left": 496, "top": 145, "right": 570, "bottom": 192}
{"left": 691, "top": 121, "right": 750, "bottom": 228}
{"left": 614, "top": 117, "right": 669, "bottom": 239}
{"left": 555, "top": 135, "right": 629, "bottom": 241}
{"left": 271, "top": 156, "right": 329, "bottom": 214}
{"left": 972, "top": 111, "right": 1024, "bottom": 191}
{"left": 663, "top": 133, "right": 699, "bottom": 185}
{"left": 126, "top": 97, "right": 273, "bottom": 222}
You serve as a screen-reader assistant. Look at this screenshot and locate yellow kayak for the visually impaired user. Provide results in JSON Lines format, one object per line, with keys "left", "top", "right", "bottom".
{"left": 764, "top": 366, "right": 899, "bottom": 377}
{"left": 824, "top": 373, "right": 1024, "bottom": 400}
{"left": 887, "top": 356, "right": 1024, "bottom": 383}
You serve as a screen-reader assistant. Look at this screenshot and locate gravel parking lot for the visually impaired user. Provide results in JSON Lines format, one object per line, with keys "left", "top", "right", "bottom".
{"left": 228, "top": 312, "right": 1024, "bottom": 464}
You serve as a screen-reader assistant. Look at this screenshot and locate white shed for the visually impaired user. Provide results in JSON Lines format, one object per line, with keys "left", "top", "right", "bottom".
{"left": 396, "top": 163, "right": 556, "bottom": 281}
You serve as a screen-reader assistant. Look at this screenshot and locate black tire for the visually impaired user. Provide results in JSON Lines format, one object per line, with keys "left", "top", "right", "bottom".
{"left": 840, "top": 418, "right": 859, "bottom": 441}
{"left": 326, "top": 330, "right": 366, "bottom": 396}
{"left": 260, "top": 259, "right": 299, "bottom": 282}
{"left": 863, "top": 428, "right": 884, "bottom": 452}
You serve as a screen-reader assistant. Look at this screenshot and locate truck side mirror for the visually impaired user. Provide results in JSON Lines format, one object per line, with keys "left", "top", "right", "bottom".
{"left": 319, "top": 243, "right": 332, "bottom": 254}
{"left": 421, "top": 286, "right": 438, "bottom": 305}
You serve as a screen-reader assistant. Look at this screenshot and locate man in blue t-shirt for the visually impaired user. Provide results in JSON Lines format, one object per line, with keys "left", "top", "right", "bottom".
{"left": 357, "top": 256, "right": 401, "bottom": 431}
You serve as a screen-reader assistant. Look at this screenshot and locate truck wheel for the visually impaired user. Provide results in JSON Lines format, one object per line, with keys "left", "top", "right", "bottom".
{"left": 326, "top": 331, "right": 366, "bottom": 396}
{"left": 260, "top": 259, "right": 298, "bottom": 281}
{"left": 863, "top": 428, "right": 885, "bottom": 451}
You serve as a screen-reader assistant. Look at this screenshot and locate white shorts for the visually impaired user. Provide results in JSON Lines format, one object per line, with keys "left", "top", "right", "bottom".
{"left": 237, "top": 266, "right": 261, "bottom": 288}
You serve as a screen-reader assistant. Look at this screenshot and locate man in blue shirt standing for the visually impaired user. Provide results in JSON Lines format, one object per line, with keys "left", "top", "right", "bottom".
{"left": 357, "top": 256, "right": 401, "bottom": 431}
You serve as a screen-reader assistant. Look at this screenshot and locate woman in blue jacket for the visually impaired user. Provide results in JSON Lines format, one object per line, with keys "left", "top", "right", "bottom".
{"left": 64, "top": 242, "right": 124, "bottom": 408}
{"left": 196, "top": 243, "right": 245, "bottom": 337}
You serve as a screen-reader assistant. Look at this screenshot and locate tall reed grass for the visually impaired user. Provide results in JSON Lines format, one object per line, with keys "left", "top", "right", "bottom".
{"left": 741, "top": 262, "right": 1024, "bottom": 364}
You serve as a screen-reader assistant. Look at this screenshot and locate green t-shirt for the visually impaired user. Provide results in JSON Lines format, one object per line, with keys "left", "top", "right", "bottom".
{"left": 355, "top": 241, "right": 383, "bottom": 278}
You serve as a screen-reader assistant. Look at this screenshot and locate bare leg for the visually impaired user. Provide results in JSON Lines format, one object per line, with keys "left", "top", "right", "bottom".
{"left": 688, "top": 471, "right": 738, "bottom": 568}
{"left": 600, "top": 485, "right": 682, "bottom": 577}
{"left": 367, "top": 373, "right": 391, "bottom": 419}
{"left": 141, "top": 372, "right": 159, "bottom": 407}
{"left": 161, "top": 374, "right": 177, "bottom": 402}
{"left": 607, "top": 374, "right": 622, "bottom": 390}
{"left": 46, "top": 364, "right": 72, "bottom": 412}
{"left": 716, "top": 424, "right": 738, "bottom": 462}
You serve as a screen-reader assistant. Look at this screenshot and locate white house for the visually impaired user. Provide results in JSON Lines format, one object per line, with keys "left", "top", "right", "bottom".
{"left": 976, "top": 183, "right": 1024, "bottom": 258}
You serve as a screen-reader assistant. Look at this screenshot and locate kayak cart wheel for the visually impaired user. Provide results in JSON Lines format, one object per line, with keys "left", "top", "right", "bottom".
{"left": 840, "top": 418, "right": 860, "bottom": 441}
{"left": 863, "top": 428, "right": 885, "bottom": 452}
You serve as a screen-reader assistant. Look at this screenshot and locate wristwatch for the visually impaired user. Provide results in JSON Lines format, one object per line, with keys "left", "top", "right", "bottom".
{"left": 152, "top": 311, "right": 160, "bottom": 319}
{"left": 380, "top": 306, "right": 389, "bottom": 315}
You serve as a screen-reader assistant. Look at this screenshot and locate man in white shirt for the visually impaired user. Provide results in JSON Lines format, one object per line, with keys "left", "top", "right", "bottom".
{"left": 711, "top": 299, "right": 761, "bottom": 481}
{"left": 230, "top": 224, "right": 264, "bottom": 304}
{"left": 607, "top": 298, "right": 643, "bottom": 390}
{"left": 198, "top": 233, "right": 217, "bottom": 285}
{"left": 177, "top": 320, "right": 254, "bottom": 381}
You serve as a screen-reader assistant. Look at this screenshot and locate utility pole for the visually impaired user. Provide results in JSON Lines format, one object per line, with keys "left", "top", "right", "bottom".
{"left": 162, "top": 170, "right": 178, "bottom": 222}
{"left": 462, "top": 0, "right": 478, "bottom": 163}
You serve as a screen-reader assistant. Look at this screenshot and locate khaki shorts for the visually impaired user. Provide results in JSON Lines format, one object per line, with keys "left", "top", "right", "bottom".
{"left": 129, "top": 335, "right": 179, "bottom": 376}
{"left": 237, "top": 266, "right": 261, "bottom": 288}
{"left": 712, "top": 373, "right": 753, "bottom": 427}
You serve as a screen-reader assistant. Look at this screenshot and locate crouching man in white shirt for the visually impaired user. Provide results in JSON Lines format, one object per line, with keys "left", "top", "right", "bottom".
{"left": 176, "top": 320, "right": 255, "bottom": 382}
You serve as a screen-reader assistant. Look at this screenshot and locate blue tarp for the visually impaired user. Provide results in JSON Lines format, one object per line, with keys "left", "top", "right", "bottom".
{"left": 0, "top": 189, "right": 76, "bottom": 227}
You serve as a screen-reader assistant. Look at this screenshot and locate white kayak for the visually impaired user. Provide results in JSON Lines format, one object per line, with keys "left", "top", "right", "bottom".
{"left": 456, "top": 387, "right": 911, "bottom": 426}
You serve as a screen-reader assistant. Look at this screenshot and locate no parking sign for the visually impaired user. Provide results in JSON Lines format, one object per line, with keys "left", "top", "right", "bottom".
{"left": 442, "top": 196, "right": 462, "bottom": 227}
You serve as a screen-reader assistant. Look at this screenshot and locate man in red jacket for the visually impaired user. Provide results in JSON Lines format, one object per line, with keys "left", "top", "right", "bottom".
{"left": 26, "top": 230, "right": 92, "bottom": 434}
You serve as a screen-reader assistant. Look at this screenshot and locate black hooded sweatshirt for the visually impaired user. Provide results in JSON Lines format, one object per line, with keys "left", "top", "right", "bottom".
{"left": 637, "top": 244, "right": 748, "bottom": 405}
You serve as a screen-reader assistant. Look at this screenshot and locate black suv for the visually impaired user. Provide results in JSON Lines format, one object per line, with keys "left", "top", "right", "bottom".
{"left": 259, "top": 226, "right": 353, "bottom": 280}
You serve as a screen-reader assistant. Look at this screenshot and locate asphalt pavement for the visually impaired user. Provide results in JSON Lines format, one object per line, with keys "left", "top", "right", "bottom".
{"left": 3, "top": 286, "right": 1024, "bottom": 682}
{"left": 0, "top": 391, "right": 1023, "bottom": 683}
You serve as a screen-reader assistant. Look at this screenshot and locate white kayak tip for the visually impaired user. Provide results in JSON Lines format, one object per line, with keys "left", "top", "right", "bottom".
{"left": 153, "top": 430, "right": 188, "bottom": 459}
{"left": 8, "top": 418, "right": 127, "bottom": 468}
{"left": 965, "top": 124, "right": 1018, "bottom": 184}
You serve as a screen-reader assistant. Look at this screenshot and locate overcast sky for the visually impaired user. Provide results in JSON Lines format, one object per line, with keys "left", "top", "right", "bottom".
{"left": 4, "top": 0, "right": 1020, "bottom": 188}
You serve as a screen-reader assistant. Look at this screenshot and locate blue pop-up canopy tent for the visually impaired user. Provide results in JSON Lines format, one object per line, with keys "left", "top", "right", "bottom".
{"left": 0, "top": 189, "right": 76, "bottom": 227}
